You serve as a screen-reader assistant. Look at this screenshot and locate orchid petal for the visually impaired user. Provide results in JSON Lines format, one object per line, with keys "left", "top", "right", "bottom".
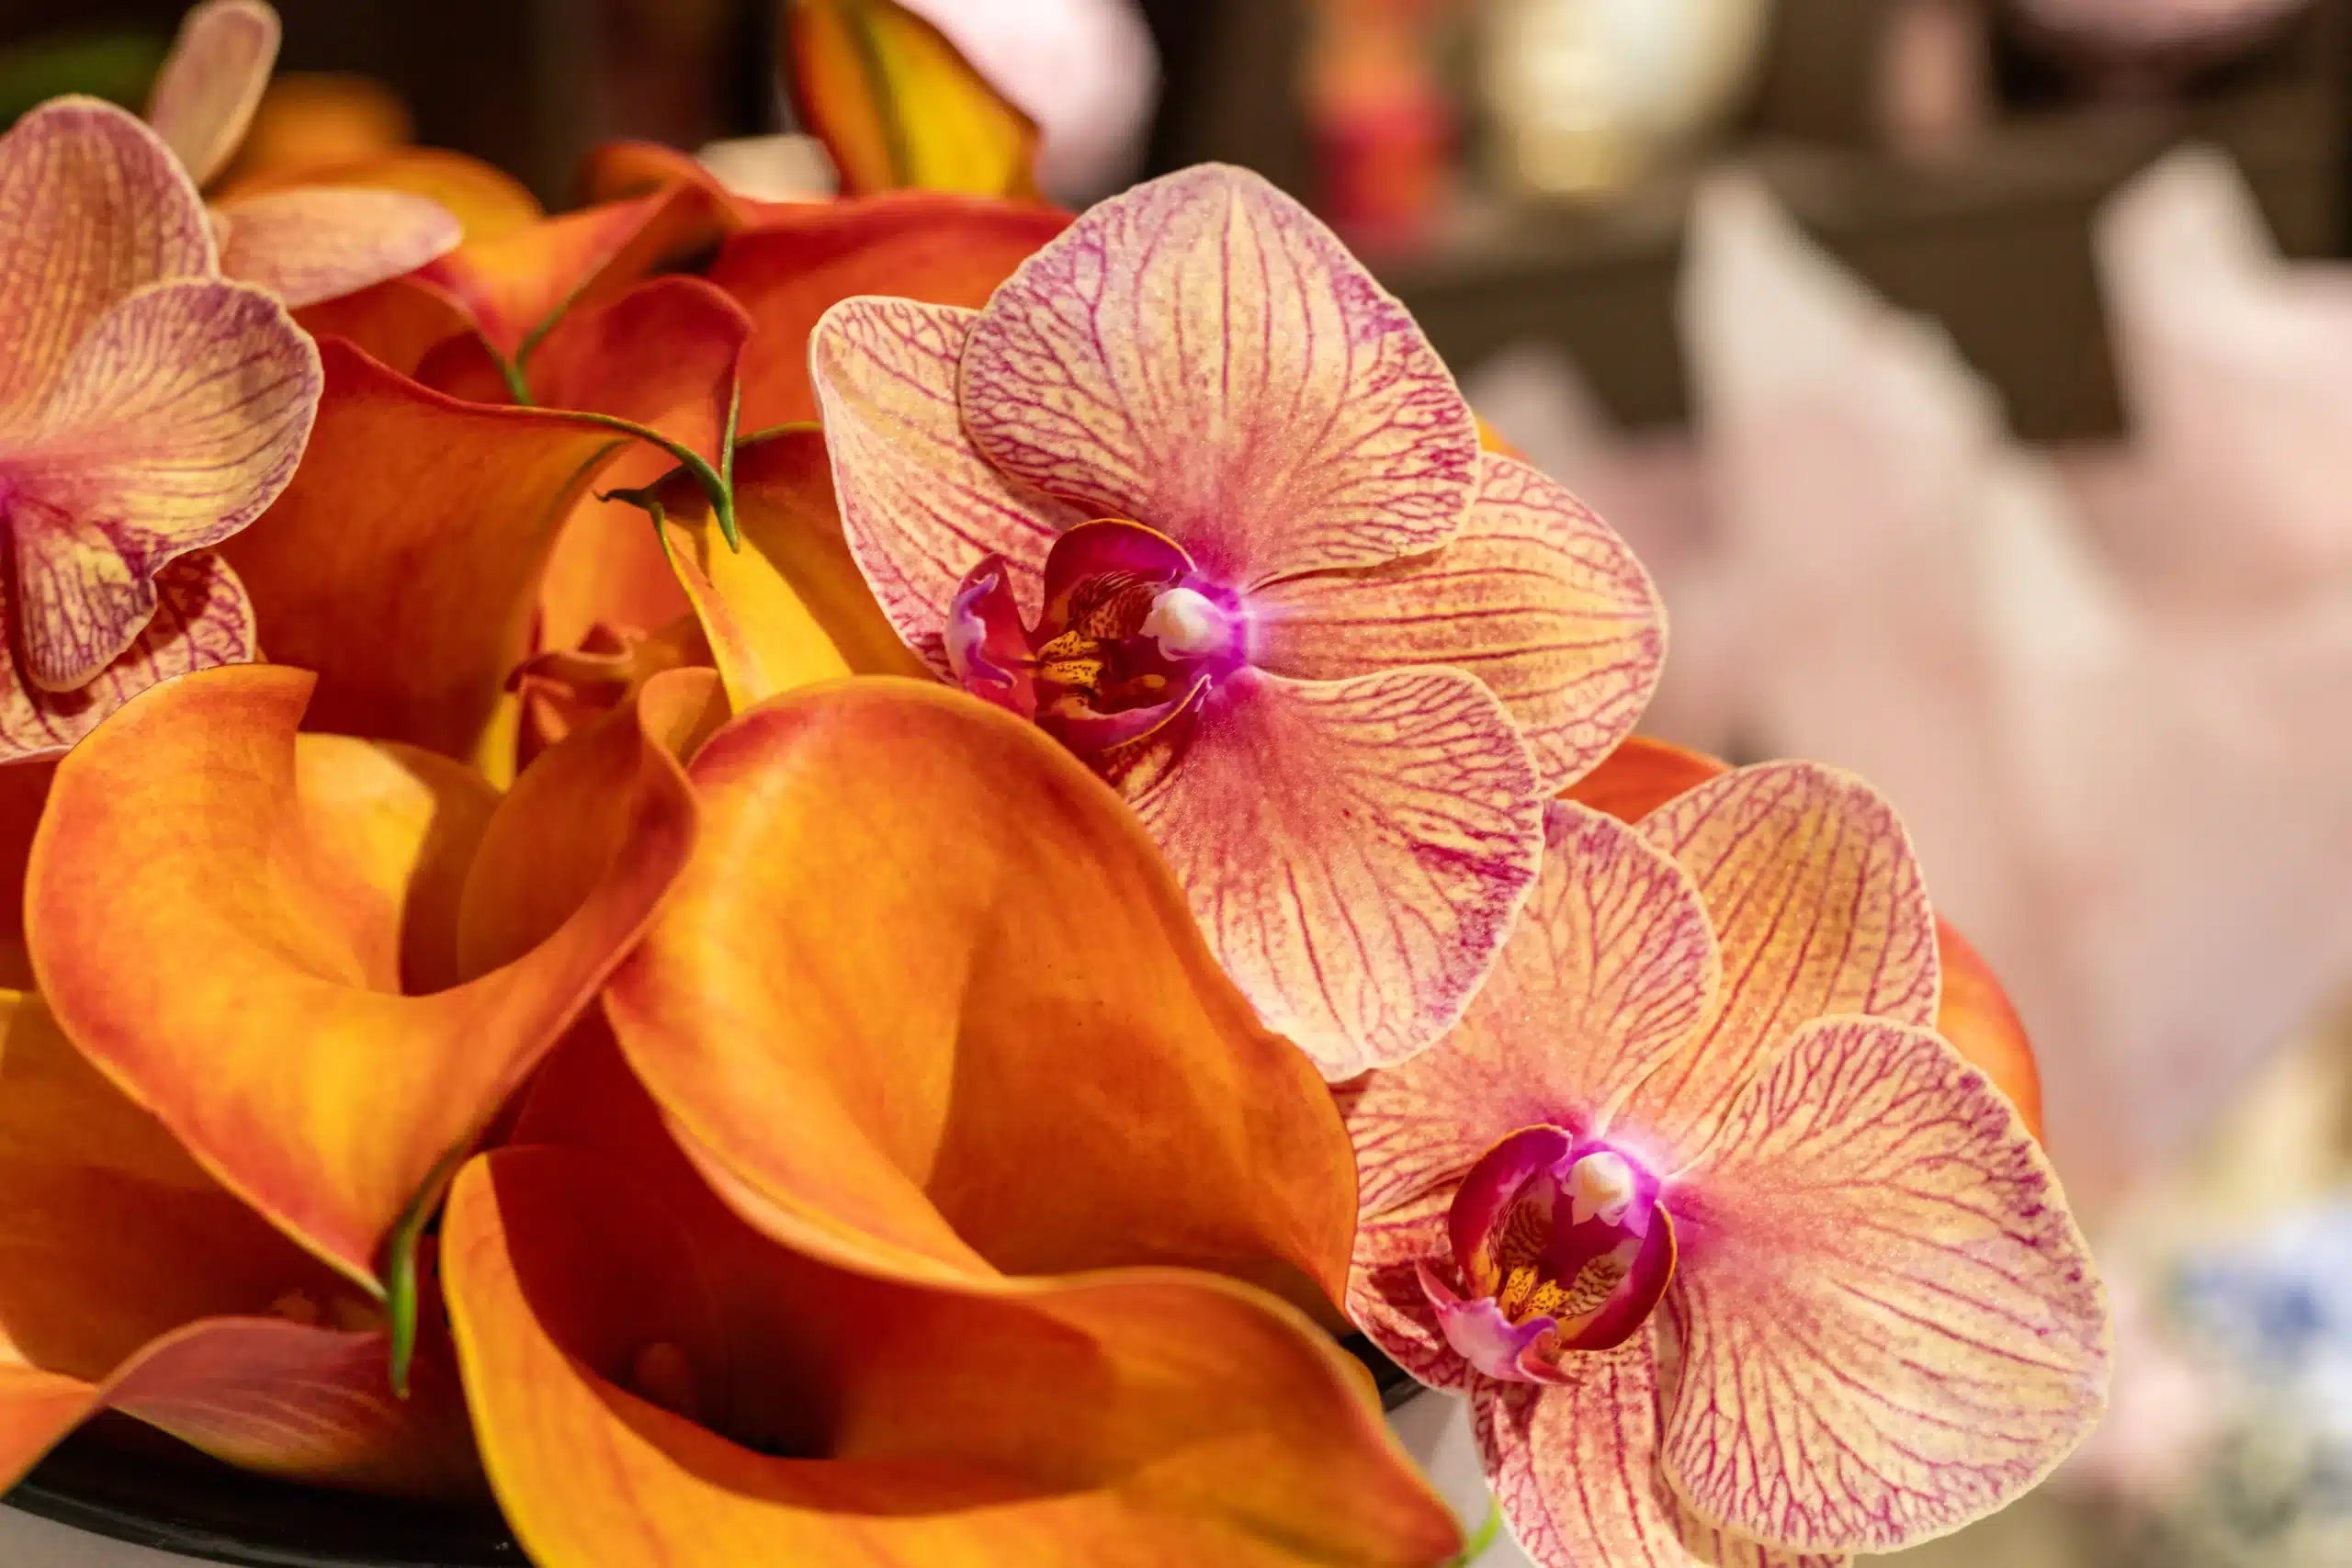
{"left": 25, "top": 663, "right": 696, "bottom": 1287}
{"left": 603, "top": 678, "right": 1358, "bottom": 1299}
{"left": 144, "top": 0, "right": 281, "bottom": 187}
{"left": 442, "top": 1145, "right": 1460, "bottom": 1568}
{"left": 223, "top": 147, "right": 543, "bottom": 246}
{"left": 215, "top": 186, "right": 461, "bottom": 307}
{"left": 1119, "top": 666, "right": 1543, "bottom": 1077}
{"left": 810, "top": 297, "right": 1076, "bottom": 670}
{"left": 1624, "top": 762, "right": 1939, "bottom": 1165}
{"left": 1340, "top": 802, "right": 1717, "bottom": 1218}
{"left": 655, "top": 427, "right": 930, "bottom": 714}
{"left": 1661, "top": 1016, "right": 2108, "bottom": 1554}
{"left": 0, "top": 549, "right": 254, "bottom": 764}
{"left": 424, "top": 185, "right": 722, "bottom": 356}
{"left": 1567, "top": 738, "right": 2045, "bottom": 1138}
{"left": 0, "top": 991, "right": 476, "bottom": 1496}
{"left": 786, "top": 0, "right": 1042, "bottom": 200}
{"left": 1346, "top": 1188, "right": 1469, "bottom": 1390}
{"left": 1253, "top": 454, "right": 1665, "bottom": 790}
{"left": 1478, "top": 1354, "right": 1847, "bottom": 1568}
{"left": 529, "top": 276, "right": 752, "bottom": 657}
{"left": 220, "top": 338, "right": 629, "bottom": 758}
{"left": 958, "top": 164, "right": 1480, "bottom": 585}
{"left": 708, "top": 192, "right": 1068, "bottom": 427}
{"left": 6, "top": 276, "right": 317, "bottom": 690}
{"left": 0, "top": 98, "right": 211, "bottom": 421}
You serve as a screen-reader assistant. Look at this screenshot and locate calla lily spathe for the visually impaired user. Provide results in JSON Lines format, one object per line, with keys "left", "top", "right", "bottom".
{"left": 1344, "top": 760, "right": 2109, "bottom": 1566}
{"left": 0, "top": 96, "right": 319, "bottom": 763}
{"left": 147, "top": 1, "right": 460, "bottom": 308}
{"left": 812, "top": 163, "right": 1665, "bottom": 1078}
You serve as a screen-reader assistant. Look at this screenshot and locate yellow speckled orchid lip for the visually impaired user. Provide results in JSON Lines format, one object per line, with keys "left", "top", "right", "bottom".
{"left": 24, "top": 663, "right": 702, "bottom": 1292}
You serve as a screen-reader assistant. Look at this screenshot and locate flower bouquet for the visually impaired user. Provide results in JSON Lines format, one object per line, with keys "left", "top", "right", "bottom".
{"left": 0, "top": 4, "right": 2109, "bottom": 1565}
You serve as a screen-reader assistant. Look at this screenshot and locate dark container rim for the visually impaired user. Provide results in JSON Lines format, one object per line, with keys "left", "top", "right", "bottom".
{"left": 10, "top": 1338, "right": 1421, "bottom": 1565}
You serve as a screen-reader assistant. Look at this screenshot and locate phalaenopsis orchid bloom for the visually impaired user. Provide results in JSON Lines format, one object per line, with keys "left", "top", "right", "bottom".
{"left": 1344, "top": 762, "right": 2109, "bottom": 1566}
{"left": 813, "top": 163, "right": 1664, "bottom": 1077}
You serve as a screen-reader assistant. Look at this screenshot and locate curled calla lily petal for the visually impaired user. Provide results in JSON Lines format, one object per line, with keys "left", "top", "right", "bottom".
{"left": 529, "top": 276, "right": 752, "bottom": 655}
{"left": 0, "top": 98, "right": 213, "bottom": 420}
{"left": 511, "top": 616, "right": 713, "bottom": 763}
{"left": 1478, "top": 1354, "right": 1848, "bottom": 1568}
{"left": 216, "top": 186, "right": 462, "bottom": 308}
{"left": 0, "top": 550, "right": 255, "bottom": 764}
{"left": 0, "top": 990, "right": 477, "bottom": 1495}
{"left": 707, "top": 193, "right": 1068, "bottom": 428}
{"left": 1662, "top": 1016, "right": 2109, "bottom": 1553}
{"left": 1566, "top": 737, "right": 2045, "bottom": 1136}
{"left": 26, "top": 662, "right": 697, "bottom": 1287}
{"left": 145, "top": 0, "right": 280, "bottom": 187}
{"left": 292, "top": 275, "right": 479, "bottom": 378}
{"left": 786, "top": 0, "right": 1042, "bottom": 199}
{"left": 443, "top": 1144, "right": 1461, "bottom": 1568}
{"left": 424, "top": 184, "right": 723, "bottom": 357}
{"left": 957, "top": 164, "right": 1481, "bottom": 586}
{"left": 1253, "top": 454, "right": 1666, "bottom": 791}
{"left": 604, "top": 677, "right": 1358, "bottom": 1298}
{"left": 810, "top": 296, "right": 1076, "bottom": 667}
{"left": 7, "top": 276, "right": 319, "bottom": 692}
{"left": 1626, "top": 762, "right": 1940, "bottom": 1165}
{"left": 1114, "top": 666, "right": 1544, "bottom": 1077}
{"left": 221, "top": 338, "right": 629, "bottom": 757}
{"left": 654, "top": 427, "right": 929, "bottom": 713}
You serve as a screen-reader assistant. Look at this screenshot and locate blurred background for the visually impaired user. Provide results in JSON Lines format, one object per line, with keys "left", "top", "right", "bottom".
{"left": 8, "top": 1, "right": 2352, "bottom": 1563}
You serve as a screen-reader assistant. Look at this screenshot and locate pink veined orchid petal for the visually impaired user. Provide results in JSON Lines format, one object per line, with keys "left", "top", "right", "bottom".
{"left": 1345, "top": 1187, "right": 1468, "bottom": 1391}
{"left": 809, "top": 296, "right": 1079, "bottom": 671}
{"left": 144, "top": 0, "right": 281, "bottom": 188}
{"left": 1623, "top": 762, "right": 1939, "bottom": 1167}
{"left": 1252, "top": 454, "right": 1667, "bottom": 792}
{"left": 1476, "top": 1346, "right": 1849, "bottom": 1568}
{"left": 4, "top": 276, "right": 319, "bottom": 691}
{"left": 0, "top": 550, "right": 254, "bottom": 764}
{"left": 958, "top": 164, "right": 1481, "bottom": 587}
{"left": 216, "top": 186, "right": 462, "bottom": 309}
{"left": 1340, "top": 802, "right": 1719, "bottom": 1219}
{"left": 1114, "top": 665, "right": 1543, "bottom": 1078}
{"left": 0, "top": 98, "right": 213, "bottom": 423}
{"left": 1660, "top": 1016, "right": 2109, "bottom": 1556}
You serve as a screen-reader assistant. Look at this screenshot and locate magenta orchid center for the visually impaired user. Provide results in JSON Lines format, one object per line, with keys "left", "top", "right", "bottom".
{"left": 944, "top": 518, "right": 1250, "bottom": 758}
{"left": 1419, "top": 1124, "right": 1679, "bottom": 1384}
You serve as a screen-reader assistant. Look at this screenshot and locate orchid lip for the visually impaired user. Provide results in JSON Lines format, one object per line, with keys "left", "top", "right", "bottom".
{"left": 1426, "top": 1124, "right": 1679, "bottom": 1381}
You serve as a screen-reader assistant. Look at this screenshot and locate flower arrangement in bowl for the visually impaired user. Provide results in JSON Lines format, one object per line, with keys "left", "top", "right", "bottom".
{"left": 0, "top": 4, "right": 2109, "bottom": 1566}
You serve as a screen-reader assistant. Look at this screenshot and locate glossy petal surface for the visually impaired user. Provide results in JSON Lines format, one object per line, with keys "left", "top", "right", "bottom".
{"left": 216, "top": 186, "right": 460, "bottom": 307}
{"left": 26, "top": 664, "right": 696, "bottom": 1285}
{"left": 1341, "top": 802, "right": 1717, "bottom": 1220}
{"left": 959, "top": 165, "right": 1479, "bottom": 585}
{"left": 1662, "top": 1017, "right": 2108, "bottom": 1554}
{"left": 6, "top": 276, "right": 318, "bottom": 690}
{"left": 0, "top": 98, "right": 211, "bottom": 420}
{"left": 1253, "top": 455, "right": 1664, "bottom": 790}
{"left": 144, "top": 0, "right": 279, "bottom": 186}
{"left": 810, "top": 297, "right": 1073, "bottom": 669}
{"left": 709, "top": 193, "right": 1067, "bottom": 428}
{"left": 604, "top": 678, "right": 1356, "bottom": 1297}
{"left": 0, "top": 549, "right": 254, "bottom": 763}
{"left": 1120, "top": 667, "right": 1544, "bottom": 1077}
{"left": 221, "top": 338, "right": 627, "bottom": 757}
{"left": 443, "top": 1145, "right": 1458, "bottom": 1568}
{"left": 425, "top": 186, "right": 720, "bottom": 356}
{"left": 787, "top": 0, "right": 1041, "bottom": 199}
{"left": 1625, "top": 763, "right": 1940, "bottom": 1164}
{"left": 292, "top": 275, "right": 477, "bottom": 378}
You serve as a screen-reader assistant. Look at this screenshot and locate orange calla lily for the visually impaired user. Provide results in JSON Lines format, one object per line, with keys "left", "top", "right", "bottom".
{"left": 23, "top": 663, "right": 705, "bottom": 1300}
{"left": 1565, "top": 735, "right": 2044, "bottom": 1136}
{"left": 0, "top": 989, "right": 478, "bottom": 1497}
{"left": 706, "top": 193, "right": 1069, "bottom": 428}
{"left": 786, "top": 0, "right": 1042, "bottom": 200}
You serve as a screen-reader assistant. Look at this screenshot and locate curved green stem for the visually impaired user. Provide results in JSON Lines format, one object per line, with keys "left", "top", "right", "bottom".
{"left": 560, "top": 411, "right": 740, "bottom": 549}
